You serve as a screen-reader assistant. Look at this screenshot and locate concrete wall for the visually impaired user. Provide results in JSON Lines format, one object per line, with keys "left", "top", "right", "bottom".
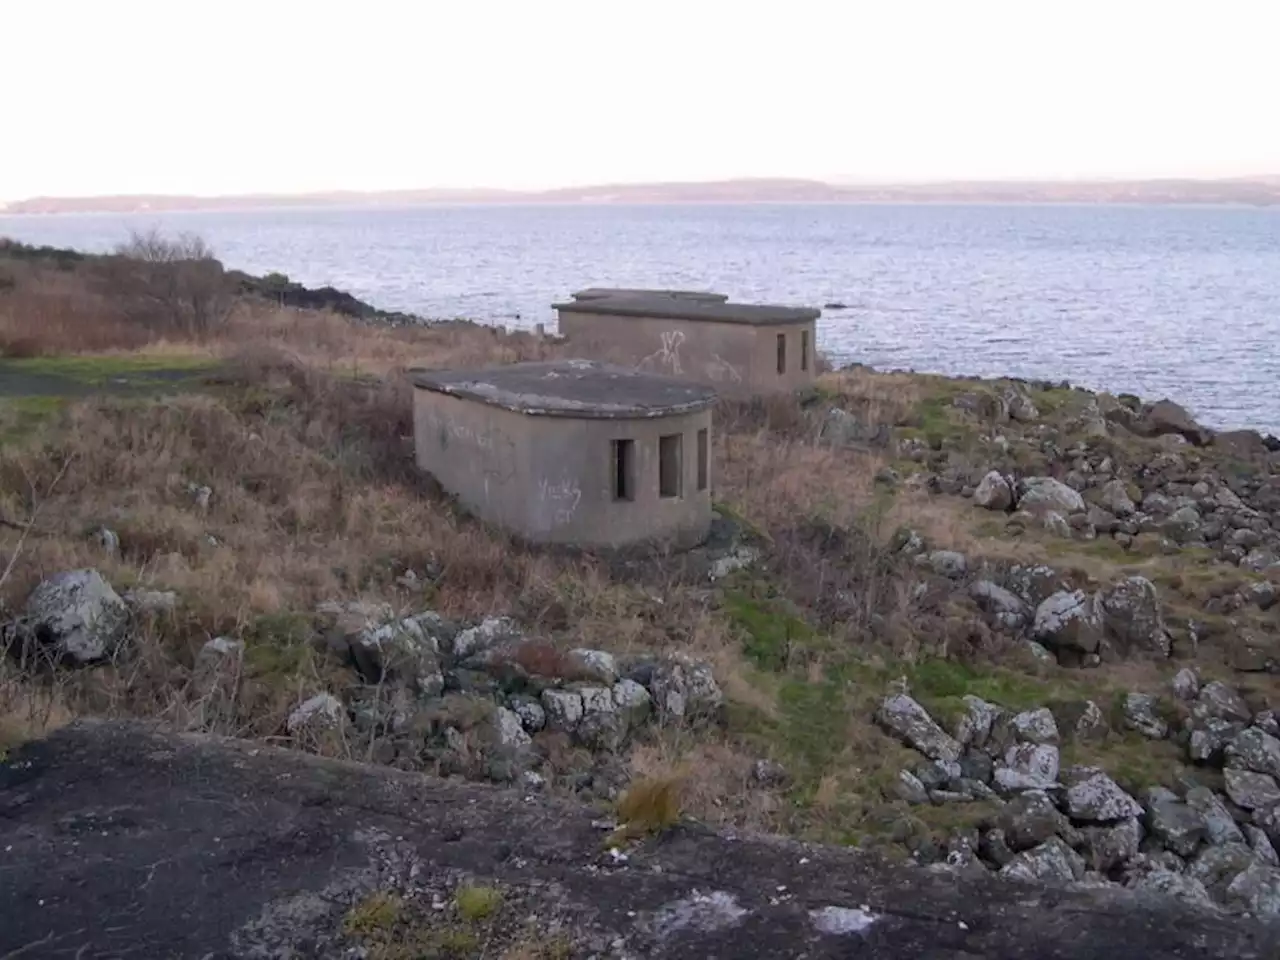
{"left": 413, "top": 388, "right": 713, "bottom": 549}
{"left": 555, "top": 310, "right": 817, "bottom": 396}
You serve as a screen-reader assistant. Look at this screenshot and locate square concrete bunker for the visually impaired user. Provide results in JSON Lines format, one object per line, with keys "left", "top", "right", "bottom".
{"left": 554, "top": 288, "right": 820, "bottom": 397}
{"left": 411, "top": 360, "right": 717, "bottom": 549}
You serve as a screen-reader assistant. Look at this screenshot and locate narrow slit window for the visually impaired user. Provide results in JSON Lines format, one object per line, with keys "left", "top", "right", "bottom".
{"left": 696, "top": 428, "right": 709, "bottom": 491}
{"left": 659, "top": 433, "right": 683, "bottom": 499}
{"left": 776, "top": 333, "right": 787, "bottom": 374}
{"left": 612, "top": 439, "right": 635, "bottom": 501}
{"left": 801, "top": 329, "right": 810, "bottom": 371}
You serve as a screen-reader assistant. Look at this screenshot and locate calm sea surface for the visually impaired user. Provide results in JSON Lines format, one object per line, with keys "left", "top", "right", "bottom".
{"left": 3, "top": 203, "right": 1279, "bottom": 432}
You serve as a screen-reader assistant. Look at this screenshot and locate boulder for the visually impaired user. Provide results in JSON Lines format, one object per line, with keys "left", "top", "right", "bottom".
{"left": 955, "top": 695, "right": 1004, "bottom": 750}
{"left": 928, "top": 550, "right": 969, "bottom": 580}
{"left": 1011, "top": 708, "right": 1060, "bottom": 745}
{"left": 1195, "top": 682, "right": 1252, "bottom": 724}
{"left": 1031, "top": 590, "right": 1104, "bottom": 655}
{"left": 895, "top": 770, "right": 930, "bottom": 805}
{"left": 969, "top": 581, "right": 1030, "bottom": 630}
{"left": 1018, "top": 477, "right": 1086, "bottom": 517}
{"left": 19, "top": 569, "right": 129, "bottom": 664}
{"left": 1041, "top": 512, "right": 1073, "bottom": 539}
{"left": 1163, "top": 505, "right": 1204, "bottom": 544}
{"left": 1052, "top": 700, "right": 1109, "bottom": 742}
{"left": 1003, "top": 386, "right": 1040, "bottom": 422}
{"left": 819, "top": 407, "right": 892, "bottom": 448}
{"left": 1130, "top": 869, "right": 1217, "bottom": 911}
{"left": 1144, "top": 787, "right": 1208, "bottom": 858}
{"left": 1122, "top": 693, "right": 1169, "bottom": 740}
{"left": 1136, "top": 400, "right": 1213, "bottom": 446}
{"left": 541, "top": 688, "right": 584, "bottom": 733}
{"left": 1189, "top": 717, "right": 1244, "bottom": 765}
{"left": 350, "top": 614, "right": 447, "bottom": 694}
{"left": 1226, "top": 728, "right": 1280, "bottom": 780}
{"left": 493, "top": 706, "right": 532, "bottom": 751}
{"left": 1224, "top": 862, "right": 1280, "bottom": 920}
{"left": 995, "top": 790, "right": 1073, "bottom": 851}
{"left": 1171, "top": 667, "right": 1201, "bottom": 701}
{"left": 1186, "top": 786, "right": 1247, "bottom": 847}
{"left": 508, "top": 696, "right": 546, "bottom": 733}
{"left": 1081, "top": 818, "right": 1143, "bottom": 873}
{"left": 1223, "top": 769, "right": 1280, "bottom": 811}
{"left": 875, "top": 694, "right": 962, "bottom": 763}
{"left": 645, "top": 656, "right": 723, "bottom": 722}
{"left": 1188, "top": 843, "right": 1259, "bottom": 893}
{"left": 286, "top": 693, "right": 345, "bottom": 736}
{"left": 999, "top": 837, "right": 1083, "bottom": 884}
{"left": 994, "top": 743, "right": 1060, "bottom": 792}
{"left": 611, "top": 678, "right": 653, "bottom": 727}
{"left": 1097, "top": 479, "right": 1138, "bottom": 518}
{"left": 1099, "top": 577, "right": 1172, "bottom": 658}
{"left": 453, "top": 616, "right": 523, "bottom": 660}
{"left": 973, "top": 471, "right": 1014, "bottom": 511}
{"left": 1245, "top": 825, "right": 1280, "bottom": 866}
{"left": 1065, "top": 773, "right": 1144, "bottom": 823}
{"left": 568, "top": 648, "right": 620, "bottom": 684}
{"left": 575, "top": 685, "right": 628, "bottom": 749}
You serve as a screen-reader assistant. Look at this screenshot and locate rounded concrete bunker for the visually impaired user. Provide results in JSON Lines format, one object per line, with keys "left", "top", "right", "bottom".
{"left": 410, "top": 360, "right": 717, "bottom": 549}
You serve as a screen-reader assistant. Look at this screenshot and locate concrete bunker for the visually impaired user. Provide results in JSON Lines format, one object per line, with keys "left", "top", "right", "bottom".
{"left": 411, "top": 360, "right": 716, "bottom": 549}
{"left": 553, "top": 289, "right": 820, "bottom": 397}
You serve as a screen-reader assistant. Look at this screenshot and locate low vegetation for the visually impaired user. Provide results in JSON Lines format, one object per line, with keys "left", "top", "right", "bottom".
{"left": 2, "top": 232, "right": 1278, "bottom": 901}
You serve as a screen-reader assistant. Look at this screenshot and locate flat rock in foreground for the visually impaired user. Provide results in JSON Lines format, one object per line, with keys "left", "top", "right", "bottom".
{"left": 0, "top": 722, "right": 1275, "bottom": 959}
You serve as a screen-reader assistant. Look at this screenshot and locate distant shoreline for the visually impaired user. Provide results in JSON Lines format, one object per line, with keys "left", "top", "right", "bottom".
{"left": 5, "top": 176, "right": 1279, "bottom": 215}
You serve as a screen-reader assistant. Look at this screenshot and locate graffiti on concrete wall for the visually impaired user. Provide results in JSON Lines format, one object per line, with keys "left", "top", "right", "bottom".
{"left": 429, "top": 412, "right": 518, "bottom": 499}
{"left": 639, "top": 330, "right": 685, "bottom": 375}
{"left": 704, "top": 353, "right": 743, "bottom": 383}
{"left": 538, "top": 476, "right": 582, "bottom": 526}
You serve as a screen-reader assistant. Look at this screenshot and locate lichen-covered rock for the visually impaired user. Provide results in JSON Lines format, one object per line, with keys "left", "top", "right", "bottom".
{"left": 1192, "top": 680, "right": 1254, "bottom": 727}
{"left": 1188, "top": 843, "right": 1258, "bottom": 893}
{"left": 646, "top": 656, "right": 724, "bottom": 722}
{"left": 453, "top": 616, "right": 522, "bottom": 660}
{"left": 1099, "top": 577, "right": 1171, "bottom": 657}
{"left": 1031, "top": 590, "right": 1104, "bottom": 654}
{"left": 1145, "top": 787, "right": 1208, "bottom": 858}
{"left": 1224, "top": 862, "right": 1280, "bottom": 920}
{"left": 955, "top": 694, "right": 1004, "bottom": 749}
{"left": 875, "top": 694, "right": 961, "bottom": 763}
{"left": 969, "top": 581, "right": 1030, "bottom": 630}
{"left": 1081, "top": 818, "right": 1142, "bottom": 873}
{"left": 1097, "top": 478, "right": 1137, "bottom": 517}
{"left": 351, "top": 614, "right": 446, "bottom": 694}
{"left": 896, "top": 770, "right": 930, "bottom": 805}
{"left": 508, "top": 695, "right": 546, "bottom": 733}
{"left": 1065, "top": 773, "right": 1144, "bottom": 823}
{"left": 611, "top": 678, "right": 652, "bottom": 727}
{"left": 1130, "top": 869, "right": 1217, "bottom": 911}
{"left": 1052, "top": 699, "right": 1109, "bottom": 742}
{"left": 973, "top": 471, "right": 1014, "bottom": 511}
{"left": 1137, "top": 399, "right": 1213, "bottom": 446}
{"left": 286, "top": 693, "right": 345, "bottom": 735}
{"left": 928, "top": 550, "right": 968, "bottom": 579}
{"left": 1122, "top": 693, "right": 1170, "bottom": 740}
{"left": 1162, "top": 505, "right": 1204, "bottom": 544}
{"left": 994, "top": 743, "right": 1060, "bottom": 792}
{"left": 1011, "top": 708, "right": 1060, "bottom": 745}
{"left": 493, "top": 706, "right": 532, "bottom": 750}
{"left": 1186, "top": 786, "right": 1246, "bottom": 847}
{"left": 1171, "top": 667, "right": 1201, "bottom": 701}
{"left": 568, "top": 648, "right": 619, "bottom": 684}
{"left": 1190, "top": 718, "right": 1247, "bottom": 764}
{"left": 1223, "top": 768, "right": 1280, "bottom": 811}
{"left": 1245, "top": 825, "right": 1280, "bottom": 866}
{"left": 1004, "top": 564, "right": 1070, "bottom": 609}
{"left": 995, "top": 790, "right": 1072, "bottom": 851}
{"left": 541, "top": 688, "right": 584, "bottom": 732}
{"left": 20, "top": 569, "right": 129, "bottom": 664}
{"left": 1018, "top": 477, "right": 1086, "bottom": 516}
{"left": 1226, "top": 728, "right": 1280, "bottom": 780}
{"left": 999, "top": 836, "right": 1083, "bottom": 884}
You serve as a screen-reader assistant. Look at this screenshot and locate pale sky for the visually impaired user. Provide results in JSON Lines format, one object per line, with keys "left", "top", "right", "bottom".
{"left": 6, "top": 0, "right": 1280, "bottom": 200}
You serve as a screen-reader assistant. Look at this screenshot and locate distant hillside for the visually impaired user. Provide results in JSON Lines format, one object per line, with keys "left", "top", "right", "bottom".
{"left": 5, "top": 176, "right": 1280, "bottom": 213}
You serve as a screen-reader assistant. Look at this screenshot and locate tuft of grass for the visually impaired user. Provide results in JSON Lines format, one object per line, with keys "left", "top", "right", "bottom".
{"left": 455, "top": 884, "right": 504, "bottom": 923}
{"left": 723, "top": 585, "right": 817, "bottom": 671}
{"left": 615, "top": 773, "right": 683, "bottom": 836}
{"left": 343, "top": 891, "right": 404, "bottom": 937}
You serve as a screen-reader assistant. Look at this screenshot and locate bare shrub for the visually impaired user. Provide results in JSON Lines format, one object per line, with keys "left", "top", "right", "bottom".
{"left": 101, "top": 229, "right": 233, "bottom": 338}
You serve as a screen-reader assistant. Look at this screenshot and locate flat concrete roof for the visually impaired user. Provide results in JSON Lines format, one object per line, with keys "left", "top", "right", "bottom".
{"left": 571, "top": 287, "right": 729, "bottom": 303}
{"left": 554, "top": 294, "right": 820, "bottom": 325}
{"left": 409, "top": 359, "right": 717, "bottom": 419}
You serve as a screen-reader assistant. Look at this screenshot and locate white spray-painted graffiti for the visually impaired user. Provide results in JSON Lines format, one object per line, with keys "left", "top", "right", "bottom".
{"left": 704, "top": 353, "right": 743, "bottom": 383}
{"left": 429, "top": 412, "right": 518, "bottom": 498}
{"left": 538, "top": 476, "right": 582, "bottom": 526}
{"left": 639, "top": 330, "right": 685, "bottom": 375}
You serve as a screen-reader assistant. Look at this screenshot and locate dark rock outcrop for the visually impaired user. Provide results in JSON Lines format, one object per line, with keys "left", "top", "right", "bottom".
{"left": 1, "top": 721, "right": 1273, "bottom": 958}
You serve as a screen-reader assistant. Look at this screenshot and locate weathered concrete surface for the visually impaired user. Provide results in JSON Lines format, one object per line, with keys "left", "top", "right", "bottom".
{"left": 554, "top": 296, "right": 819, "bottom": 326}
{"left": 571, "top": 287, "right": 729, "bottom": 304}
{"left": 1, "top": 721, "right": 1274, "bottom": 959}
{"left": 413, "top": 366, "right": 713, "bottom": 549}
{"left": 411, "top": 360, "right": 717, "bottom": 419}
